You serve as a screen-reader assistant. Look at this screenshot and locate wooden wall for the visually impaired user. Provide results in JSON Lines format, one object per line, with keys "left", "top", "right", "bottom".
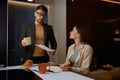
{"left": 67, "top": 0, "right": 120, "bottom": 68}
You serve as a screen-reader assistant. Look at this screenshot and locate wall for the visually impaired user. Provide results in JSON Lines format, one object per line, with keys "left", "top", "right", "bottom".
{"left": 8, "top": 1, "right": 40, "bottom": 65}
{"left": 67, "top": 0, "right": 120, "bottom": 68}
{"left": 38, "top": 0, "right": 66, "bottom": 63}
{"left": 0, "top": 0, "right": 7, "bottom": 67}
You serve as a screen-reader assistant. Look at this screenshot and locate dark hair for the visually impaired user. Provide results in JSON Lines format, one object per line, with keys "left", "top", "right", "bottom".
{"left": 75, "top": 24, "right": 88, "bottom": 43}
{"left": 35, "top": 5, "right": 48, "bottom": 14}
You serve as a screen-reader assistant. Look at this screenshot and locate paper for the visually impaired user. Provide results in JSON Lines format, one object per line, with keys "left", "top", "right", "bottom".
{"left": 0, "top": 65, "right": 23, "bottom": 70}
{"left": 47, "top": 66, "right": 62, "bottom": 73}
{"left": 35, "top": 44, "right": 55, "bottom": 52}
{"left": 29, "top": 66, "right": 62, "bottom": 73}
{"left": 0, "top": 64, "right": 38, "bottom": 71}
{"left": 29, "top": 66, "right": 94, "bottom": 80}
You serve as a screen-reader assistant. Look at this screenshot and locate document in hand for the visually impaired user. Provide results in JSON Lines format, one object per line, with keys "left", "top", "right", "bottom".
{"left": 35, "top": 44, "right": 55, "bottom": 52}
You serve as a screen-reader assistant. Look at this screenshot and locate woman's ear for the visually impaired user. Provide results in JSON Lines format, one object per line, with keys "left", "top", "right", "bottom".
{"left": 75, "top": 34, "right": 80, "bottom": 39}
{"left": 77, "top": 34, "right": 80, "bottom": 38}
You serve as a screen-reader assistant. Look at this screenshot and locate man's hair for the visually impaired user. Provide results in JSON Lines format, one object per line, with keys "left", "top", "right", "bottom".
{"left": 35, "top": 5, "right": 48, "bottom": 14}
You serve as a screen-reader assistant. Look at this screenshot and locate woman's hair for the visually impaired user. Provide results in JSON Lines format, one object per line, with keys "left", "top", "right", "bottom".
{"left": 75, "top": 24, "right": 88, "bottom": 43}
{"left": 35, "top": 5, "right": 48, "bottom": 14}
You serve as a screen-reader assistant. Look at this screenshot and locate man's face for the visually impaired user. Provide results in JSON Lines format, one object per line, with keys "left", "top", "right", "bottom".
{"left": 34, "top": 9, "right": 46, "bottom": 23}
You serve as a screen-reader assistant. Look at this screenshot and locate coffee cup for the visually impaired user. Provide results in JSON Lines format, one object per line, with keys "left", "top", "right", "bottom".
{"left": 23, "top": 37, "right": 31, "bottom": 46}
{"left": 38, "top": 63, "right": 47, "bottom": 74}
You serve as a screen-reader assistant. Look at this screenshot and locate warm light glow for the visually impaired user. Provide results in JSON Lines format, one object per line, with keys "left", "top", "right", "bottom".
{"left": 8, "top": 0, "right": 39, "bottom": 7}
{"left": 115, "top": 29, "right": 120, "bottom": 34}
{"left": 102, "top": 0, "right": 120, "bottom": 4}
{"left": 114, "top": 38, "right": 120, "bottom": 41}
{"left": 27, "top": 0, "right": 33, "bottom": 2}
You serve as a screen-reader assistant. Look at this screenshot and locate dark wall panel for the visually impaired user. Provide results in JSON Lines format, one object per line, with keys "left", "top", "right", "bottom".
{"left": 0, "top": 0, "right": 7, "bottom": 67}
{"left": 8, "top": 1, "right": 48, "bottom": 65}
{"left": 67, "top": 0, "right": 120, "bottom": 69}
{"left": 8, "top": 1, "right": 37, "bottom": 65}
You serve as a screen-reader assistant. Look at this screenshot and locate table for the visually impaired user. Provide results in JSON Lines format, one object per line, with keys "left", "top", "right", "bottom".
{"left": 29, "top": 66, "right": 94, "bottom": 80}
{"left": 0, "top": 65, "right": 41, "bottom": 80}
{"left": 0, "top": 69, "right": 40, "bottom": 80}
{"left": 0, "top": 65, "right": 94, "bottom": 80}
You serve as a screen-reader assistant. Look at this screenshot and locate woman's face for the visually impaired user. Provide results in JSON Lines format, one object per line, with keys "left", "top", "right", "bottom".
{"left": 34, "top": 9, "right": 46, "bottom": 23}
{"left": 69, "top": 26, "right": 80, "bottom": 39}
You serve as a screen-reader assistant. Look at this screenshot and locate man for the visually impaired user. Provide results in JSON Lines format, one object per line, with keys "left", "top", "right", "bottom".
{"left": 20, "top": 5, "right": 57, "bottom": 64}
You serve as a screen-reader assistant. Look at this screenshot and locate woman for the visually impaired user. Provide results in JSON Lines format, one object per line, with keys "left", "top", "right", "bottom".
{"left": 50, "top": 24, "right": 93, "bottom": 76}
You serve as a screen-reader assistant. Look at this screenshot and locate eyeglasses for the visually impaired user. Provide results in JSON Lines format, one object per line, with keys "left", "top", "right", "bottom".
{"left": 35, "top": 11, "right": 46, "bottom": 17}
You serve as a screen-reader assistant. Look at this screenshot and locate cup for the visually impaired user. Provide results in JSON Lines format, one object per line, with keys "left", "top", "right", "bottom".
{"left": 23, "top": 37, "right": 31, "bottom": 46}
{"left": 38, "top": 63, "right": 47, "bottom": 74}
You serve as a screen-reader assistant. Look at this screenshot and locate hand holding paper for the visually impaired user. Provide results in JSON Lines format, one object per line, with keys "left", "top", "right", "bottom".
{"left": 35, "top": 44, "right": 55, "bottom": 52}
{"left": 47, "top": 51, "right": 55, "bottom": 56}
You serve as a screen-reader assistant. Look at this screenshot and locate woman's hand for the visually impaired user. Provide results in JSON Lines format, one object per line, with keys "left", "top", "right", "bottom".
{"left": 60, "top": 66, "right": 72, "bottom": 71}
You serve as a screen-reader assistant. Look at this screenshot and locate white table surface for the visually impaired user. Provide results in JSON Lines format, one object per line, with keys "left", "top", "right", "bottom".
{"left": 0, "top": 65, "right": 94, "bottom": 80}
{"left": 29, "top": 66, "right": 94, "bottom": 80}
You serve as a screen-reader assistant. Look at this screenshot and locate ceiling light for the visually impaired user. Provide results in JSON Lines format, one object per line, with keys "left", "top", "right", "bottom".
{"left": 27, "top": 0, "right": 34, "bottom": 2}
{"left": 102, "top": 0, "right": 120, "bottom": 4}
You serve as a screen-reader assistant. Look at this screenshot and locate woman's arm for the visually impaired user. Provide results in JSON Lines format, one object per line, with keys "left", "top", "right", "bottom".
{"left": 70, "top": 45, "right": 93, "bottom": 75}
